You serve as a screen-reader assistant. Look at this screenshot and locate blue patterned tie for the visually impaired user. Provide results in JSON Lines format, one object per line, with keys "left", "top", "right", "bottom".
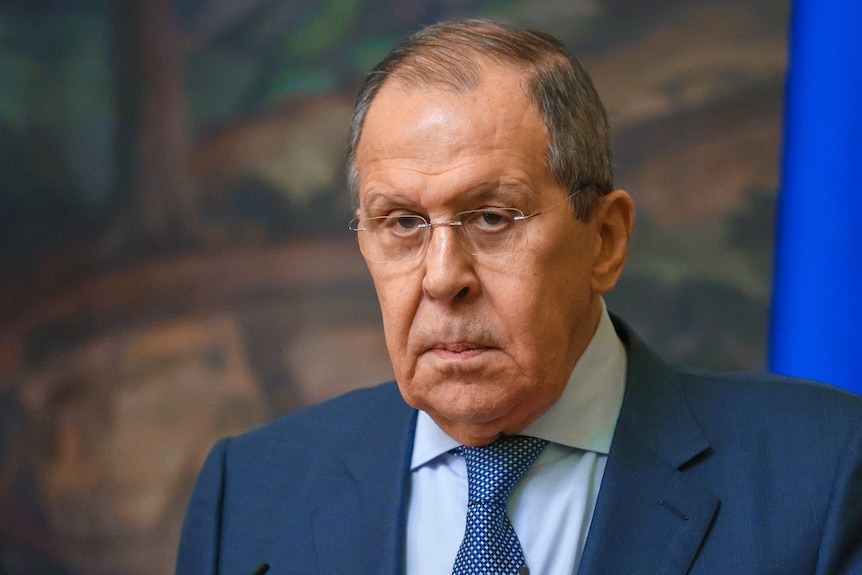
{"left": 452, "top": 435, "right": 549, "bottom": 575}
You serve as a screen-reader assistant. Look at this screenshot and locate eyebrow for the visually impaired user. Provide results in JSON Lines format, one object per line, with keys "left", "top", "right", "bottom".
{"left": 362, "top": 182, "right": 533, "bottom": 213}
{"left": 361, "top": 191, "right": 412, "bottom": 212}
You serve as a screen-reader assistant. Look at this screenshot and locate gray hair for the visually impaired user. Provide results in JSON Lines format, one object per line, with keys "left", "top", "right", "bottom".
{"left": 346, "top": 18, "right": 614, "bottom": 221}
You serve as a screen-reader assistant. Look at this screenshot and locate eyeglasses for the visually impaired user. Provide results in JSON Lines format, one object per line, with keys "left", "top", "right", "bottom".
{"left": 349, "top": 189, "right": 581, "bottom": 263}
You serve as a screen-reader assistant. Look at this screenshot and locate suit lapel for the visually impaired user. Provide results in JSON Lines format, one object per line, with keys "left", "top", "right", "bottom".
{"left": 311, "top": 385, "right": 417, "bottom": 574}
{"left": 577, "top": 423, "right": 719, "bottom": 574}
{"left": 577, "top": 319, "right": 719, "bottom": 575}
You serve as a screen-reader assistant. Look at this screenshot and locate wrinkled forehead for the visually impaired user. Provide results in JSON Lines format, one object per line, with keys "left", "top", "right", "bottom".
{"left": 359, "top": 70, "right": 546, "bottom": 163}
{"left": 359, "top": 62, "right": 545, "bottom": 154}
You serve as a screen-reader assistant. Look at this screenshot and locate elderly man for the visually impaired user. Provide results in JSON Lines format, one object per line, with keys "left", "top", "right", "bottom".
{"left": 177, "top": 19, "right": 862, "bottom": 575}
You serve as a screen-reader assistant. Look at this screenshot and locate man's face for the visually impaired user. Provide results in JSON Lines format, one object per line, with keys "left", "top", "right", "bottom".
{"left": 355, "top": 63, "right": 627, "bottom": 446}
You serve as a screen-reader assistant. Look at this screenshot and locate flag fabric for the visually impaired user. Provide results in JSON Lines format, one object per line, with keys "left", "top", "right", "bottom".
{"left": 769, "top": 0, "right": 862, "bottom": 395}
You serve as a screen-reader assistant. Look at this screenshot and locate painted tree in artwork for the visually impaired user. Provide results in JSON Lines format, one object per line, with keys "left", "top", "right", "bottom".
{"left": 112, "top": 0, "right": 200, "bottom": 251}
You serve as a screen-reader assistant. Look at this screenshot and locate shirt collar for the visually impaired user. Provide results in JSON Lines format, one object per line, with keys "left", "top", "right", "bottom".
{"left": 411, "top": 300, "right": 627, "bottom": 469}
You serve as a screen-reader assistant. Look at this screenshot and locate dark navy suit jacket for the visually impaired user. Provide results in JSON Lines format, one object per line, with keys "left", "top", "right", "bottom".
{"left": 176, "top": 319, "right": 862, "bottom": 574}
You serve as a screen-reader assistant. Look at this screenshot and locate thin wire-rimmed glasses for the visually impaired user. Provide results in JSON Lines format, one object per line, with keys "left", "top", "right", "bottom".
{"left": 349, "top": 189, "right": 582, "bottom": 263}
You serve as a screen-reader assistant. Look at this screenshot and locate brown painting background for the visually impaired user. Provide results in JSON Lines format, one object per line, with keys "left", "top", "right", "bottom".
{"left": 0, "top": 0, "right": 787, "bottom": 573}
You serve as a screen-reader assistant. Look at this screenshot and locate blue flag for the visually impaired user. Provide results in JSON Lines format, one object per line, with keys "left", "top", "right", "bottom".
{"left": 769, "top": 0, "right": 862, "bottom": 395}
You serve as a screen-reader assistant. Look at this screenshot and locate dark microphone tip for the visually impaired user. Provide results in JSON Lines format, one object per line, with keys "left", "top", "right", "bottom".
{"left": 250, "top": 562, "right": 270, "bottom": 575}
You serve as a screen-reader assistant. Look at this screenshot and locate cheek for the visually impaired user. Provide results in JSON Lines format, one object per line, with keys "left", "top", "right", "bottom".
{"left": 496, "top": 283, "right": 575, "bottom": 360}
{"left": 489, "top": 248, "right": 594, "bottom": 360}
{"left": 371, "top": 270, "right": 421, "bottom": 367}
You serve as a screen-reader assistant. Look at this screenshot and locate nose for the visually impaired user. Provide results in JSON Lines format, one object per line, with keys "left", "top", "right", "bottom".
{"left": 421, "top": 223, "right": 478, "bottom": 302}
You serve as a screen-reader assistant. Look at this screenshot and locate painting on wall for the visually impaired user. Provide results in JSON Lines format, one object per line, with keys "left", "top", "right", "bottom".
{"left": 0, "top": 0, "right": 788, "bottom": 572}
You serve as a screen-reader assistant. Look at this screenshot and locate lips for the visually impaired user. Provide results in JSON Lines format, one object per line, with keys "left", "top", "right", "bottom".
{"left": 425, "top": 341, "right": 495, "bottom": 362}
{"left": 412, "top": 326, "right": 499, "bottom": 358}
{"left": 433, "top": 342, "right": 486, "bottom": 353}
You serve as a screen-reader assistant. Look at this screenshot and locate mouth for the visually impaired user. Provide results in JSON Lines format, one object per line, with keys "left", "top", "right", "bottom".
{"left": 429, "top": 342, "right": 492, "bottom": 360}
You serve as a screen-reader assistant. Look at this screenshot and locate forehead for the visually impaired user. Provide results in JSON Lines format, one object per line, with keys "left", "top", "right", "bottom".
{"left": 355, "top": 64, "right": 553, "bottom": 207}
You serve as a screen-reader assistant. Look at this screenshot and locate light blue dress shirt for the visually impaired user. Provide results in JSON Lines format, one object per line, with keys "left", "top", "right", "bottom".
{"left": 406, "top": 302, "right": 627, "bottom": 574}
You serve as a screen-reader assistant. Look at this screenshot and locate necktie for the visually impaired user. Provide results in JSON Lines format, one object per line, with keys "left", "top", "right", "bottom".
{"left": 452, "top": 435, "right": 549, "bottom": 575}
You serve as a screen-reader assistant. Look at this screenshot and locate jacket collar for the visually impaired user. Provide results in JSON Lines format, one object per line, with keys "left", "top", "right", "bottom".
{"left": 578, "top": 316, "right": 718, "bottom": 574}
{"left": 310, "top": 384, "right": 417, "bottom": 575}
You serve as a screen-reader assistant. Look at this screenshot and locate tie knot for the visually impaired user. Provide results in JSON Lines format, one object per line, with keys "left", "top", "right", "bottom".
{"left": 458, "top": 436, "right": 548, "bottom": 506}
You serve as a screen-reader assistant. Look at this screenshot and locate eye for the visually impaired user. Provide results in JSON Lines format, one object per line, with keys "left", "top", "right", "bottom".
{"left": 462, "top": 209, "right": 517, "bottom": 233}
{"left": 395, "top": 215, "right": 423, "bottom": 230}
{"left": 376, "top": 213, "right": 426, "bottom": 237}
{"left": 481, "top": 211, "right": 504, "bottom": 226}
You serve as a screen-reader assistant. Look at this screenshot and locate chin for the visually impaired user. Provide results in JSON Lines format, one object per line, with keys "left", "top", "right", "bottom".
{"left": 438, "top": 392, "right": 527, "bottom": 430}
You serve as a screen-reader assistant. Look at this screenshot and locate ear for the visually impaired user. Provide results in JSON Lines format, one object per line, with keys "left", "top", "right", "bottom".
{"left": 591, "top": 189, "right": 634, "bottom": 294}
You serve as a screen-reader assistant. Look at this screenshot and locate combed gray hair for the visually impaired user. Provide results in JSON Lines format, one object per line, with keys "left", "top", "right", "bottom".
{"left": 346, "top": 18, "right": 613, "bottom": 221}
